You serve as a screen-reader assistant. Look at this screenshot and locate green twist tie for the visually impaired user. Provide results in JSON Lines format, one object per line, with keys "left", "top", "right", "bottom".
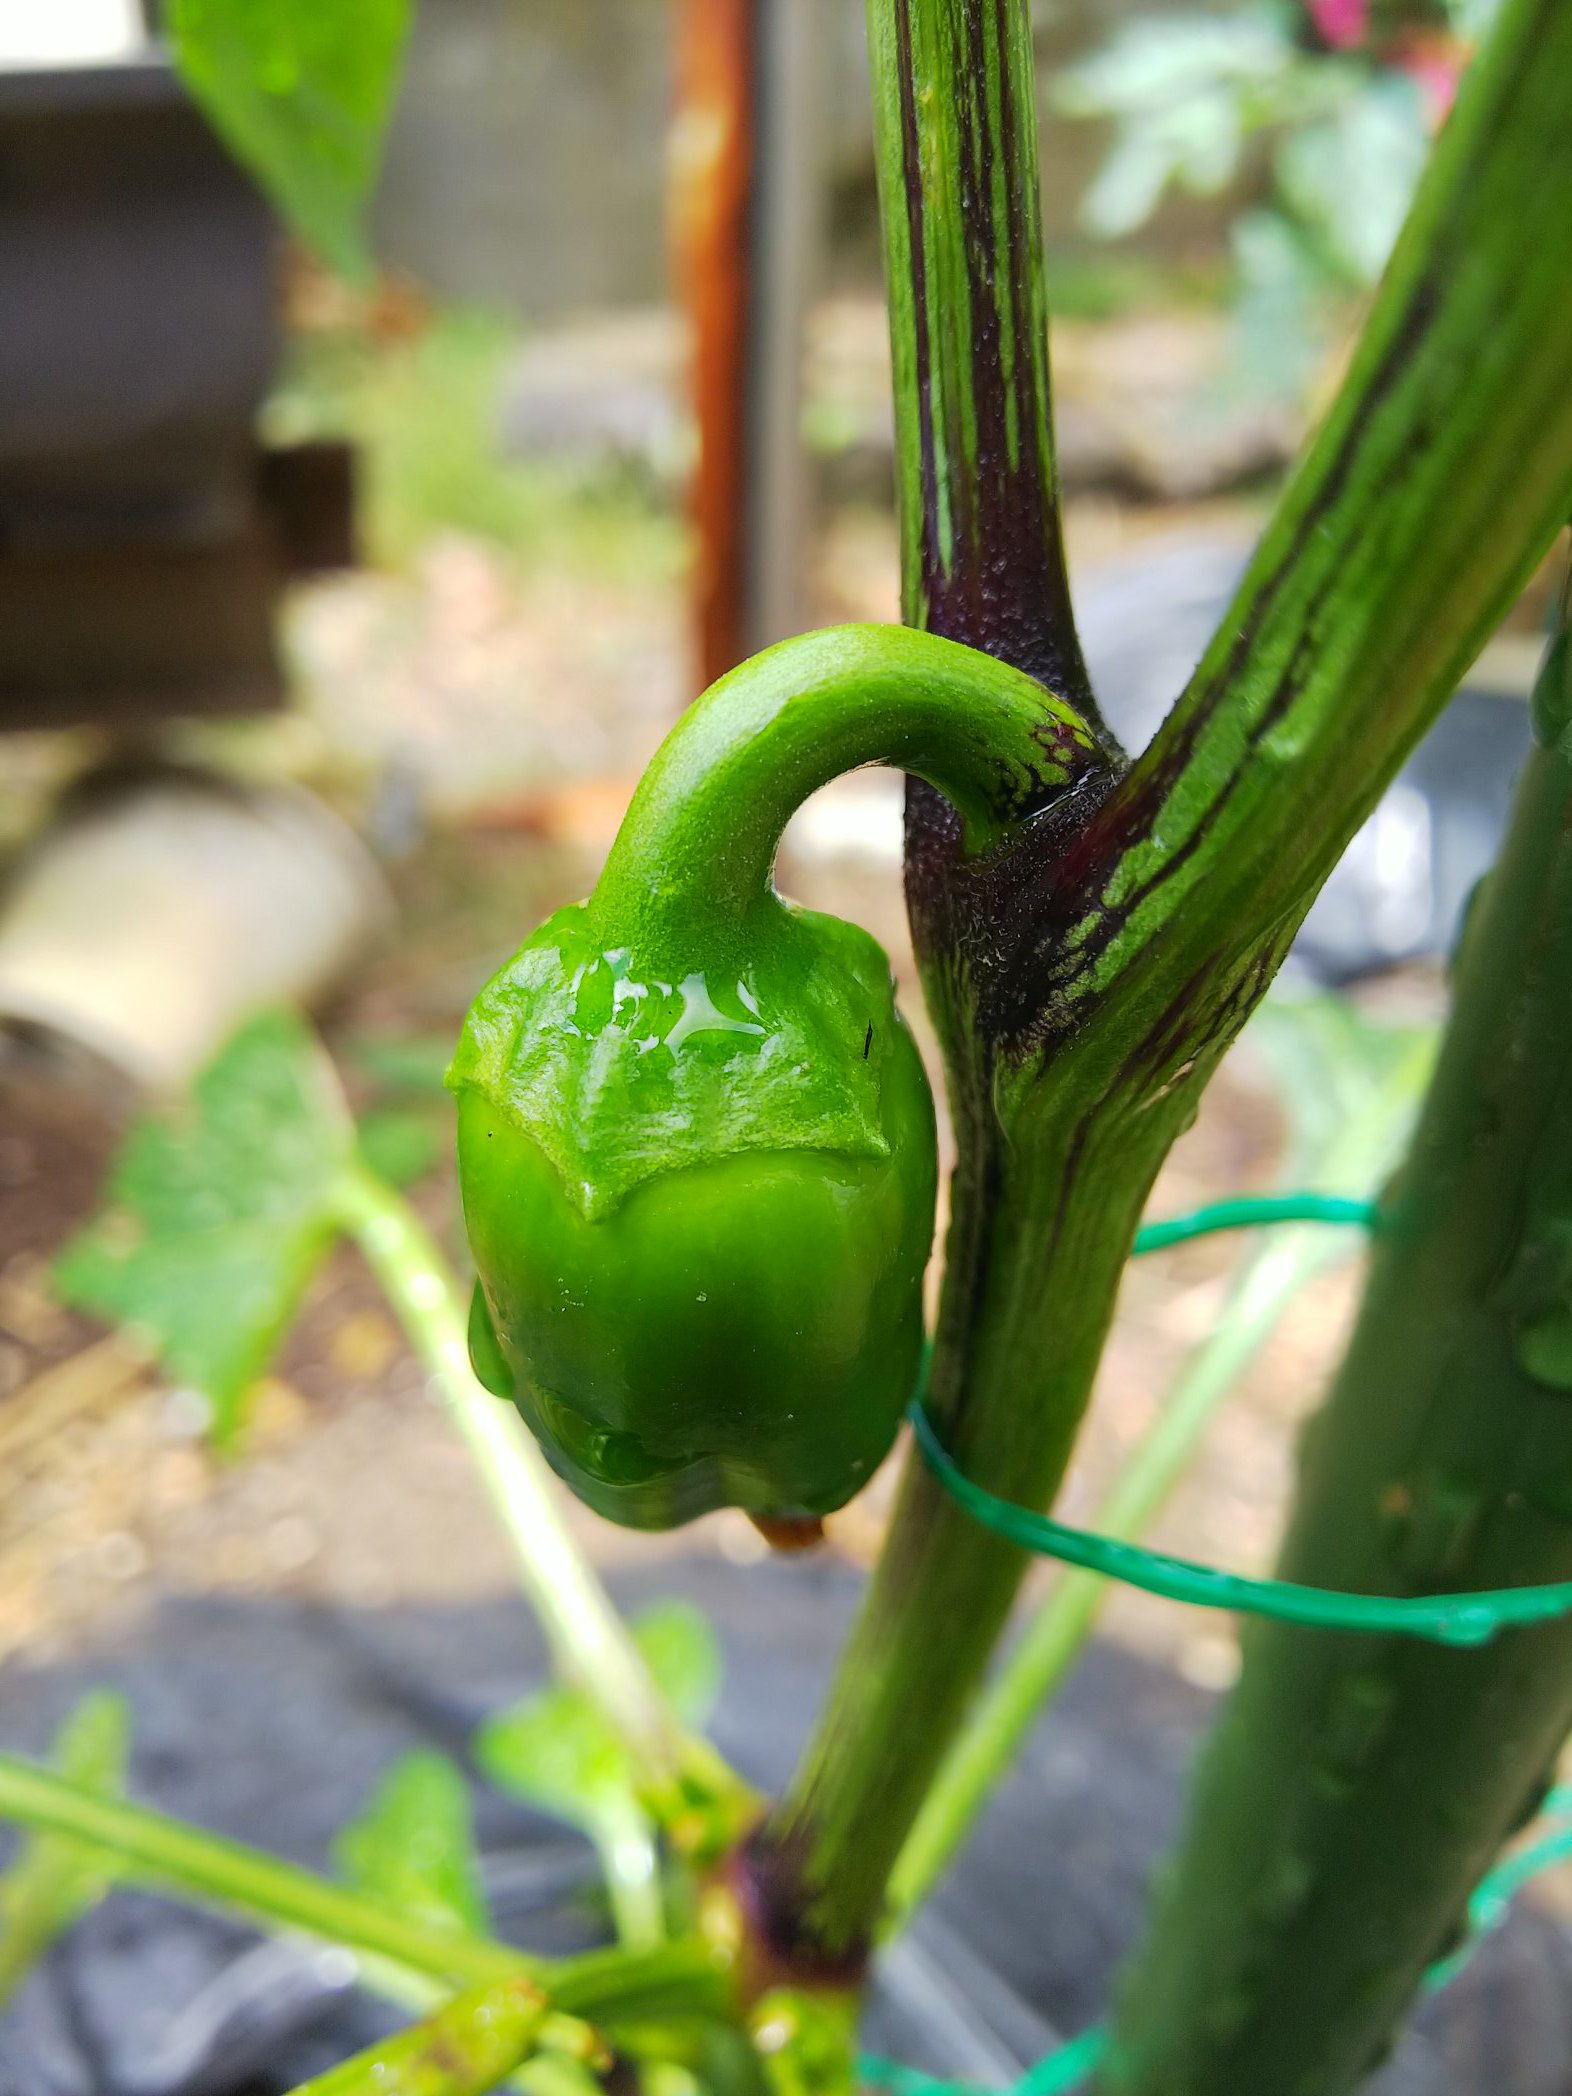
{"left": 910, "top": 1192, "right": 1572, "bottom": 1650}
{"left": 869, "top": 1192, "right": 1572, "bottom": 2095}
{"left": 1128, "top": 1190, "right": 1375, "bottom": 1253}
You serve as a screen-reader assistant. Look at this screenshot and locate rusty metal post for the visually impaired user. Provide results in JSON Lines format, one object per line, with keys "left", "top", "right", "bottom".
{"left": 670, "top": 0, "right": 820, "bottom": 693}
{"left": 671, "top": 0, "right": 755, "bottom": 690}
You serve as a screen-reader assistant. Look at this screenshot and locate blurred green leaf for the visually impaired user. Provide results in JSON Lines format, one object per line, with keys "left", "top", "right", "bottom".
{"left": 1058, "top": 2, "right": 1435, "bottom": 336}
{"left": 56, "top": 1010, "right": 352, "bottom": 1444}
{"left": 357, "top": 1107, "right": 445, "bottom": 1188}
{"left": 1277, "top": 75, "right": 1430, "bottom": 283}
{"left": 1060, "top": 14, "right": 1295, "bottom": 239}
{"left": 1078, "top": 92, "right": 1245, "bottom": 236}
{"left": 1055, "top": 13, "right": 1292, "bottom": 119}
{"left": 264, "top": 310, "right": 683, "bottom": 580}
{"left": 1448, "top": 0, "right": 1504, "bottom": 31}
{"left": 1078, "top": 122, "right": 1188, "bottom": 239}
{"left": 477, "top": 1664, "right": 670, "bottom": 1948}
{"left": 1230, "top": 206, "right": 1337, "bottom": 400}
{"left": 626, "top": 1602, "right": 721, "bottom": 1731}
{"left": 169, "top": 0, "right": 412, "bottom": 283}
{"left": 346, "top": 1033, "right": 456, "bottom": 1097}
{"left": 513, "top": 2061, "right": 610, "bottom": 2096}
{"left": 336, "top": 1750, "right": 489, "bottom": 1938}
{"left": 477, "top": 1604, "right": 721, "bottom": 1834}
{"left": 0, "top": 1693, "right": 130, "bottom": 2005}
{"left": 478, "top": 1690, "right": 629, "bottom": 1838}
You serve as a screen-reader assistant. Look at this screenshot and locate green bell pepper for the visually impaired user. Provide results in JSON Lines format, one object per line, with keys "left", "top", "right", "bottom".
{"left": 449, "top": 624, "right": 1100, "bottom": 1532}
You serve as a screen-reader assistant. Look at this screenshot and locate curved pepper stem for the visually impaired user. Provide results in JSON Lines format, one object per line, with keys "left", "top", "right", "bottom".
{"left": 591, "top": 623, "right": 1104, "bottom": 957}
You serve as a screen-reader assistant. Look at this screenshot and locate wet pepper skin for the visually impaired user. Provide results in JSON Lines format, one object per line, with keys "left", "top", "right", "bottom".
{"left": 455, "top": 912, "right": 936, "bottom": 1529}
{"left": 447, "top": 626, "right": 1100, "bottom": 1532}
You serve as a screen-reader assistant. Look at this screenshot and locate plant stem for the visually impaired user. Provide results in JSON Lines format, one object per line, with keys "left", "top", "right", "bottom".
{"left": 593, "top": 622, "right": 1106, "bottom": 955}
{"left": 891, "top": 1240, "right": 1329, "bottom": 1918}
{"left": 886, "top": 1033, "right": 1431, "bottom": 1923}
{"left": 0, "top": 1692, "right": 129, "bottom": 2005}
{"left": 750, "top": 0, "right": 1572, "bottom": 1966}
{"left": 332, "top": 1971, "right": 568, "bottom": 2096}
{"left": 870, "top": 0, "right": 1096, "bottom": 714}
{"left": 0, "top": 1755, "right": 728, "bottom": 2025}
{"left": 591, "top": 1800, "right": 667, "bottom": 1951}
{"left": 0, "top": 1752, "right": 523, "bottom": 1987}
{"left": 333, "top": 1163, "right": 741, "bottom": 1822}
{"left": 286, "top": 1974, "right": 553, "bottom": 2096}
{"left": 1098, "top": 608, "right": 1572, "bottom": 2095}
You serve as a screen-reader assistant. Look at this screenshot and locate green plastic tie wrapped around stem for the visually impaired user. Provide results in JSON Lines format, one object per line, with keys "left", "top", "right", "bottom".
{"left": 910, "top": 1393, "right": 1572, "bottom": 1646}
{"left": 910, "top": 1193, "right": 1572, "bottom": 1647}
{"left": 1129, "top": 1193, "right": 1376, "bottom": 1254}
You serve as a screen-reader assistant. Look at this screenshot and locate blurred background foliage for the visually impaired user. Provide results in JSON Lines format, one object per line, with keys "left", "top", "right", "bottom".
{"left": 262, "top": 308, "right": 685, "bottom": 583}
{"left": 2, "top": 0, "right": 1562, "bottom": 2085}
{"left": 1058, "top": 0, "right": 1494, "bottom": 391}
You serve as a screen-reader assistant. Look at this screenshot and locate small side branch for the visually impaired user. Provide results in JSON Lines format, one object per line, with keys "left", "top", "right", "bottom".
{"left": 284, "top": 1975, "right": 560, "bottom": 2096}
{"left": 0, "top": 1754, "right": 732, "bottom": 2027}
{"left": 334, "top": 1164, "right": 747, "bottom": 1834}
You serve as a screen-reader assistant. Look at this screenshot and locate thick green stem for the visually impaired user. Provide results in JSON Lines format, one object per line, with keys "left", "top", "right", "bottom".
{"left": 888, "top": 1237, "right": 1329, "bottom": 1924}
{"left": 1099, "top": 611, "right": 1572, "bottom": 2096}
{"left": 0, "top": 1755, "right": 727, "bottom": 2025}
{"left": 334, "top": 1164, "right": 742, "bottom": 1824}
{"left": 593, "top": 623, "right": 1104, "bottom": 955}
{"left": 753, "top": 0, "right": 1572, "bottom": 1965}
{"left": 869, "top": 0, "right": 1096, "bottom": 714}
{"left": 887, "top": 1036, "right": 1431, "bottom": 1925}
{"left": 752, "top": 1093, "right": 1187, "bottom": 1959}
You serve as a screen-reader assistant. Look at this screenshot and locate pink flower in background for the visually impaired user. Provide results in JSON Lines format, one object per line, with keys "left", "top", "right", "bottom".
{"left": 1397, "top": 40, "right": 1464, "bottom": 125}
{"left": 1307, "top": 0, "right": 1370, "bottom": 48}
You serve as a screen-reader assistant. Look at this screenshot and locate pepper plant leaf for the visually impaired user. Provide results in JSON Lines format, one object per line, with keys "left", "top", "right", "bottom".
{"left": 0, "top": 1693, "right": 131, "bottom": 2006}
{"left": 619, "top": 1602, "right": 722, "bottom": 1733}
{"left": 335, "top": 1750, "right": 489, "bottom": 1937}
{"left": 55, "top": 1009, "right": 353, "bottom": 1445}
{"left": 476, "top": 1603, "right": 722, "bottom": 1833}
{"left": 168, "top": 0, "right": 412, "bottom": 283}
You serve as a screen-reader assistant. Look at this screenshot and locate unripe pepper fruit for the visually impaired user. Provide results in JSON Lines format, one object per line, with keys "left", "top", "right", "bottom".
{"left": 449, "top": 626, "right": 1101, "bottom": 1534}
{"left": 455, "top": 909, "right": 936, "bottom": 1530}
